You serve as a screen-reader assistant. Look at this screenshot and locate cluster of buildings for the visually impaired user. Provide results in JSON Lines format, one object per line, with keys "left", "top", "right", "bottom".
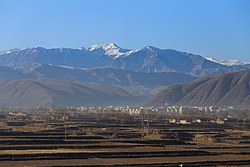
{"left": 2, "top": 105, "right": 242, "bottom": 125}
{"left": 77, "top": 106, "right": 159, "bottom": 115}
{"left": 167, "top": 118, "right": 226, "bottom": 125}
{"left": 76, "top": 105, "right": 237, "bottom": 116}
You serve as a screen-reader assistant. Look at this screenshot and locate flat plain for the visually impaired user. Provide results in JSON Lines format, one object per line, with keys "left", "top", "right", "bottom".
{"left": 0, "top": 111, "right": 249, "bottom": 166}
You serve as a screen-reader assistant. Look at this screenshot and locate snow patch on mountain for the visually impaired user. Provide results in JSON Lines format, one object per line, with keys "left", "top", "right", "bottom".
{"left": 206, "top": 58, "right": 250, "bottom": 66}
{"left": 87, "top": 43, "right": 130, "bottom": 56}
{"left": 0, "top": 48, "right": 27, "bottom": 55}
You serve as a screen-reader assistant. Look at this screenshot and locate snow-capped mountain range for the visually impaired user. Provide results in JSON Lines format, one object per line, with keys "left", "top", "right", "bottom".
{"left": 0, "top": 43, "right": 249, "bottom": 77}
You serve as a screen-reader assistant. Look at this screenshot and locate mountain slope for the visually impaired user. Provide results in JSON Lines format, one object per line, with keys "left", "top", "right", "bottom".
{"left": 0, "top": 47, "right": 111, "bottom": 68}
{"left": 0, "top": 44, "right": 248, "bottom": 76}
{"left": 146, "top": 70, "right": 250, "bottom": 107}
{"left": 0, "top": 66, "right": 32, "bottom": 80}
{"left": 0, "top": 79, "right": 141, "bottom": 108}
{"left": 0, "top": 64, "right": 197, "bottom": 96}
{"left": 32, "top": 64, "right": 197, "bottom": 88}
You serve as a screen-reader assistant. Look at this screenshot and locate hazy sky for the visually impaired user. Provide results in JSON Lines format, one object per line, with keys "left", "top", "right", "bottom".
{"left": 0, "top": 0, "right": 249, "bottom": 61}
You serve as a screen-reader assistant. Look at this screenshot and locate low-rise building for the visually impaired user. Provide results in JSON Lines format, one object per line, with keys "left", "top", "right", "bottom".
{"left": 179, "top": 119, "right": 191, "bottom": 124}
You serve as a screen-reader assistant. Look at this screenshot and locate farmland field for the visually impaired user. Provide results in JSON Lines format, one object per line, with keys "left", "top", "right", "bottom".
{"left": 0, "top": 111, "right": 249, "bottom": 166}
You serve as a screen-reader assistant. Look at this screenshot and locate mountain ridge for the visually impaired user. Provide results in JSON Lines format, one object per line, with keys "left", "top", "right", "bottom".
{"left": 0, "top": 79, "right": 143, "bottom": 108}
{"left": 146, "top": 70, "right": 250, "bottom": 107}
{"left": 1, "top": 44, "right": 248, "bottom": 77}
{"left": 0, "top": 64, "right": 197, "bottom": 97}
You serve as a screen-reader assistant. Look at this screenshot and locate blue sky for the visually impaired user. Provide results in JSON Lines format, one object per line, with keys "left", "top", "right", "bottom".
{"left": 0, "top": 0, "right": 249, "bottom": 61}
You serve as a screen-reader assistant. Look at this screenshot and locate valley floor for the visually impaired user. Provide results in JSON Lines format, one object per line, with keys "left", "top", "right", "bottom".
{"left": 0, "top": 112, "right": 249, "bottom": 166}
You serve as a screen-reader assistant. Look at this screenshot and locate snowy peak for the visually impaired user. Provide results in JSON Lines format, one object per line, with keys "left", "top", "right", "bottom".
{"left": 87, "top": 43, "right": 130, "bottom": 56}
{"left": 206, "top": 58, "right": 250, "bottom": 66}
{"left": 88, "top": 43, "right": 119, "bottom": 51}
{"left": 143, "top": 46, "right": 159, "bottom": 51}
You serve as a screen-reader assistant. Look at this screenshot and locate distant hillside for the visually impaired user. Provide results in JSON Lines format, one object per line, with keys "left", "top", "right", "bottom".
{"left": 146, "top": 70, "right": 250, "bottom": 107}
{"left": 0, "top": 64, "right": 197, "bottom": 96}
{"left": 0, "top": 44, "right": 248, "bottom": 76}
{"left": 0, "top": 79, "right": 142, "bottom": 108}
{"left": 0, "top": 66, "right": 30, "bottom": 80}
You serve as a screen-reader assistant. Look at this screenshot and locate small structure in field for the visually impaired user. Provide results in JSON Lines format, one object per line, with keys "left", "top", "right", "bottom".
{"left": 210, "top": 118, "right": 224, "bottom": 124}
{"left": 193, "top": 119, "right": 201, "bottom": 123}
{"left": 179, "top": 119, "right": 191, "bottom": 124}
{"left": 168, "top": 119, "right": 176, "bottom": 124}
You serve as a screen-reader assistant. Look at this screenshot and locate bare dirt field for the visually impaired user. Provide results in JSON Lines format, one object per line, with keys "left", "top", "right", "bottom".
{"left": 0, "top": 112, "right": 249, "bottom": 166}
